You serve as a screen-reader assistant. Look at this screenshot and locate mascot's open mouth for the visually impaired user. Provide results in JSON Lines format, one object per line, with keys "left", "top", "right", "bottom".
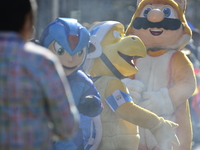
{"left": 118, "top": 51, "right": 141, "bottom": 67}
{"left": 150, "top": 30, "right": 163, "bottom": 36}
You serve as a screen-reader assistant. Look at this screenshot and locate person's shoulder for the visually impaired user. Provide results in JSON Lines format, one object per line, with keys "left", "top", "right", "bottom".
{"left": 24, "top": 42, "right": 59, "bottom": 63}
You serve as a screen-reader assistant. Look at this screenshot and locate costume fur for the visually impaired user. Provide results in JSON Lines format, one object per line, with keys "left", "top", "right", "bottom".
{"left": 124, "top": 0, "right": 196, "bottom": 149}
{"left": 83, "top": 21, "right": 179, "bottom": 150}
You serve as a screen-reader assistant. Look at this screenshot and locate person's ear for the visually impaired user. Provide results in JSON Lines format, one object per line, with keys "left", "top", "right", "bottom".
{"left": 20, "top": 13, "right": 33, "bottom": 41}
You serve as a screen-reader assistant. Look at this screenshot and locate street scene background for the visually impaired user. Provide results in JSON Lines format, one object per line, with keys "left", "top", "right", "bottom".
{"left": 34, "top": 0, "right": 200, "bottom": 149}
{"left": 34, "top": 0, "right": 200, "bottom": 38}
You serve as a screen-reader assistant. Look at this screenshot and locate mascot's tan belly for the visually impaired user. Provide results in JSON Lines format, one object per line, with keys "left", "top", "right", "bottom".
{"left": 94, "top": 76, "right": 140, "bottom": 150}
{"left": 135, "top": 50, "right": 192, "bottom": 150}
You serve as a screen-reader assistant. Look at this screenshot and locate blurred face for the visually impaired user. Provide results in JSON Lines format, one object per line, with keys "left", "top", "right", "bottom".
{"left": 48, "top": 41, "right": 86, "bottom": 76}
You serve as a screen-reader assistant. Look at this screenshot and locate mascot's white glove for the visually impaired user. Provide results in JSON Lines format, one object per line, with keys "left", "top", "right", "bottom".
{"left": 121, "top": 78, "right": 144, "bottom": 104}
{"left": 150, "top": 117, "right": 180, "bottom": 150}
{"left": 139, "top": 87, "right": 174, "bottom": 116}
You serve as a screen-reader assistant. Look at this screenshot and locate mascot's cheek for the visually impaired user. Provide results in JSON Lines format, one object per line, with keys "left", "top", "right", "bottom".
{"left": 161, "top": 28, "right": 183, "bottom": 45}
{"left": 133, "top": 28, "right": 158, "bottom": 46}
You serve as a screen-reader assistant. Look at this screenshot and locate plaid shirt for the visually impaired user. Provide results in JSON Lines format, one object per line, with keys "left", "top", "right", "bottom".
{"left": 0, "top": 32, "right": 78, "bottom": 150}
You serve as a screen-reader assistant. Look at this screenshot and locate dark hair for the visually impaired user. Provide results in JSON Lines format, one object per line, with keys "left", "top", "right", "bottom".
{"left": 0, "top": 0, "right": 36, "bottom": 32}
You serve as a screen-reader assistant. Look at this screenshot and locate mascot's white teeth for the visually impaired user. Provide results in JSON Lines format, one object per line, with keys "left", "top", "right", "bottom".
{"left": 131, "top": 60, "right": 135, "bottom": 66}
{"left": 150, "top": 30, "right": 163, "bottom": 36}
{"left": 118, "top": 51, "right": 139, "bottom": 68}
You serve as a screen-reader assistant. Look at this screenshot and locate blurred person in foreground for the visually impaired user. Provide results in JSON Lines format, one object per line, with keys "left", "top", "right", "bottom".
{"left": 0, "top": 0, "right": 79, "bottom": 150}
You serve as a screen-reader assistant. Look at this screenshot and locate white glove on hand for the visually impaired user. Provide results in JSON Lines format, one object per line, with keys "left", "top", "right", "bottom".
{"left": 139, "top": 88, "right": 174, "bottom": 115}
{"left": 150, "top": 118, "right": 180, "bottom": 150}
{"left": 121, "top": 78, "right": 144, "bottom": 104}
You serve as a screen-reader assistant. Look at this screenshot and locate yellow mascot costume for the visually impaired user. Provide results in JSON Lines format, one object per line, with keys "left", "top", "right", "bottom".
{"left": 83, "top": 21, "right": 179, "bottom": 150}
{"left": 124, "top": 0, "right": 196, "bottom": 150}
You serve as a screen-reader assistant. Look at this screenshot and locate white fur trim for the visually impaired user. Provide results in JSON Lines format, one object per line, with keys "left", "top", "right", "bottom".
{"left": 88, "top": 115, "right": 102, "bottom": 150}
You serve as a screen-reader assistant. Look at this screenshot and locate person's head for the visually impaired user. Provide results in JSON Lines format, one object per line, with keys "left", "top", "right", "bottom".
{"left": 0, "top": 0, "right": 37, "bottom": 40}
{"left": 39, "top": 18, "right": 90, "bottom": 76}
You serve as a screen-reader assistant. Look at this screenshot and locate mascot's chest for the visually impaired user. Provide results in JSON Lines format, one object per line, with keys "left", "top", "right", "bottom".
{"left": 135, "top": 50, "right": 176, "bottom": 91}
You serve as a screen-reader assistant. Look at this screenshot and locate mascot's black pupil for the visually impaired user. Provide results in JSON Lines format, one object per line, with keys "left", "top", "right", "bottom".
{"left": 57, "top": 48, "right": 65, "bottom": 55}
{"left": 143, "top": 7, "right": 151, "bottom": 17}
{"left": 163, "top": 8, "right": 171, "bottom": 17}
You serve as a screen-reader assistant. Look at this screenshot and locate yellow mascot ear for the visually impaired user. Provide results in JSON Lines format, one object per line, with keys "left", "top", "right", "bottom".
{"left": 174, "top": 0, "right": 186, "bottom": 11}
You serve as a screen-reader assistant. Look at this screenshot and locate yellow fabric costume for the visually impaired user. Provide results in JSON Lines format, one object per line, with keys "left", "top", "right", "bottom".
{"left": 125, "top": 0, "right": 196, "bottom": 149}
{"left": 83, "top": 21, "right": 179, "bottom": 150}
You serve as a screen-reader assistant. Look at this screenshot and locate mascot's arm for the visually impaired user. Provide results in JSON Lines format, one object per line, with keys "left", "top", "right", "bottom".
{"left": 105, "top": 78, "right": 129, "bottom": 96}
{"left": 169, "top": 51, "right": 196, "bottom": 108}
{"left": 105, "top": 78, "right": 171, "bottom": 129}
{"left": 105, "top": 79, "right": 179, "bottom": 150}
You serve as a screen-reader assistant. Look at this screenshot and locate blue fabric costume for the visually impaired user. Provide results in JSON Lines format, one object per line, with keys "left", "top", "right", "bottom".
{"left": 54, "top": 70, "right": 101, "bottom": 150}
{"left": 39, "top": 18, "right": 103, "bottom": 150}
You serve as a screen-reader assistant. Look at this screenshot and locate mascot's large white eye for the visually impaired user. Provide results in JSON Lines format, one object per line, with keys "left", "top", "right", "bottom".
{"left": 113, "top": 30, "right": 121, "bottom": 38}
{"left": 54, "top": 41, "right": 66, "bottom": 55}
{"left": 143, "top": 7, "right": 152, "bottom": 17}
{"left": 162, "top": 7, "right": 173, "bottom": 18}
